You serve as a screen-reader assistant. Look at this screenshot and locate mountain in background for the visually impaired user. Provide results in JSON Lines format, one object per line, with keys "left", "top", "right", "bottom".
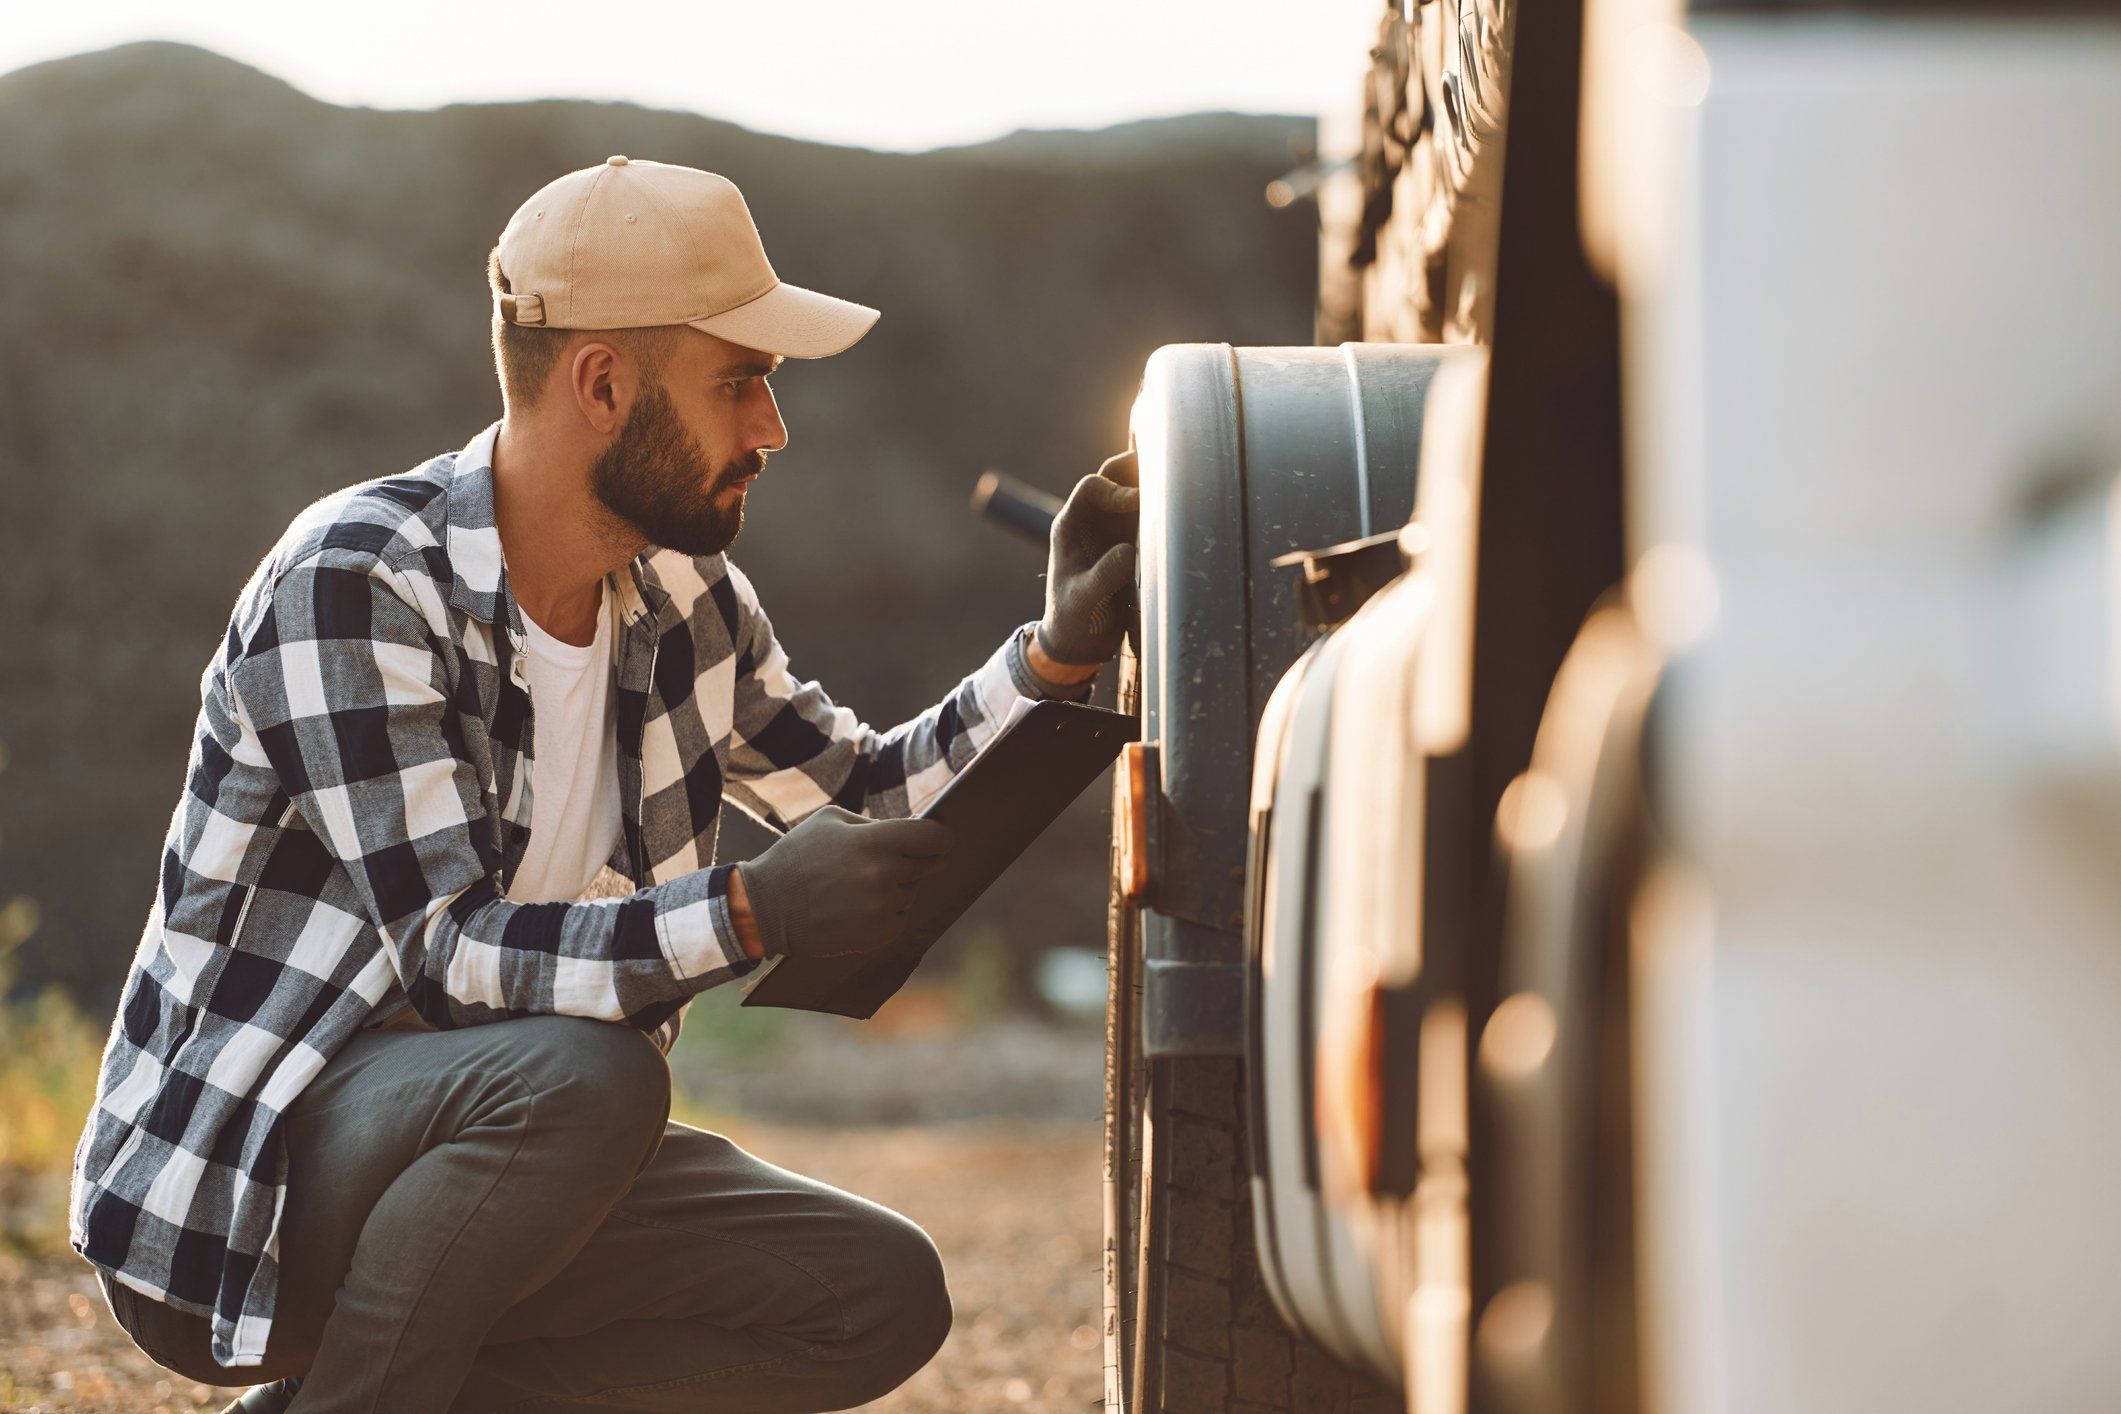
{"left": 0, "top": 41, "right": 1317, "bottom": 1007}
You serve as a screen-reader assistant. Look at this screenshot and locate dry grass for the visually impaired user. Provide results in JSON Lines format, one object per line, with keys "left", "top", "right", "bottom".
{"left": 0, "top": 916, "right": 103, "bottom": 1258}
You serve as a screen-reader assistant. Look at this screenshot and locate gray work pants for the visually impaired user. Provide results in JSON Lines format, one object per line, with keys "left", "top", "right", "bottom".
{"left": 96, "top": 1014, "right": 953, "bottom": 1411}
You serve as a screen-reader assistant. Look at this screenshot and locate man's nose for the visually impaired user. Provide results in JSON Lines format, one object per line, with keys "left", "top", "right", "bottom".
{"left": 754, "top": 384, "right": 789, "bottom": 454}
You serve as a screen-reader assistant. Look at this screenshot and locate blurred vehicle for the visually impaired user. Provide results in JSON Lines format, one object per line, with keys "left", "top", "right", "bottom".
{"left": 1100, "top": 2, "right": 2121, "bottom": 1413}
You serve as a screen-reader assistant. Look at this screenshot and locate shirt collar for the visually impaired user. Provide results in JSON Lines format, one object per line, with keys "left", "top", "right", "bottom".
{"left": 441, "top": 421, "right": 519, "bottom": 636}
{"left": 445, "top": 420, "right": 671, "bottom": 637}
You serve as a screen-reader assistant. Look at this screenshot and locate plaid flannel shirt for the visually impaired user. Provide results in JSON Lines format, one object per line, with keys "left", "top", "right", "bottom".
{"left": 68, "top": 420, "right": 1086, "bottom": 1368}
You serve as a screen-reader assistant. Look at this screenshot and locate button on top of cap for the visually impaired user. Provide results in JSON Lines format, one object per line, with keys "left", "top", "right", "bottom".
{"left": 606, "top": 155, "right": 630, "bottom": 166}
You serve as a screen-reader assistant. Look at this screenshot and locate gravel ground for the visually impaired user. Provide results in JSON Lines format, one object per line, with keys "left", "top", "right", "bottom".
{"left": 0, "top": 1115, "right": 1104, "bottom": 1412}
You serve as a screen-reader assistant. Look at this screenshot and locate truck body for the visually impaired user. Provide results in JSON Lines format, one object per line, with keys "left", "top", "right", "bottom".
{"left": 1103, "top": 3, "right": 2121, "bottom": 1412}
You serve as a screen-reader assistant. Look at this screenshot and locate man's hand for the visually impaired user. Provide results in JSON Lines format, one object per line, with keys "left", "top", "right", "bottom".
{"left": 734, "top": 806, "right": 954, "bottom": 961}
{"left": 1036, "top": 448, "right": 1140, "bottom": 669}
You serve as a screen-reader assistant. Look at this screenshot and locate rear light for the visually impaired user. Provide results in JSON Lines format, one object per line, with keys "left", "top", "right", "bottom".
{"left": 1117, "top": 742, "right": 1157, "bottom": 904}
{"left": 1318, "top": 976, "right": 1390, "bottom": 1196}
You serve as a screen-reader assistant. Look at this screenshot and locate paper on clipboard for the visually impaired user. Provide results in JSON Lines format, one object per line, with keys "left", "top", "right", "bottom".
{"left": 994, "top": 694, "right": 1039, "bottom": 740}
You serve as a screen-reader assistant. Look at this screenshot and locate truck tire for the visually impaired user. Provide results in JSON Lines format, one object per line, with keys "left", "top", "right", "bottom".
{"left": 1104, "top": 646, "right": 1402, "bottom": 1414}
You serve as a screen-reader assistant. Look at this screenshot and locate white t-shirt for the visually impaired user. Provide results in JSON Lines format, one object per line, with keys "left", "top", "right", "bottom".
{"left": 507, "top": 579, "right": 624, "bottom": 904}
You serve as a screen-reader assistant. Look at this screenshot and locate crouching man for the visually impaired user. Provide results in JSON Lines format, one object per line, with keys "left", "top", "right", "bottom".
{"left": 69, "top": 155, "right": 1138, "bottom": 1412}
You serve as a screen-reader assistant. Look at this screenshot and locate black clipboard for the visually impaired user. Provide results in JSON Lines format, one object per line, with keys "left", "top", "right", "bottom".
{"left": 738, "top": 699, "right": 1138, "bottom": 1017}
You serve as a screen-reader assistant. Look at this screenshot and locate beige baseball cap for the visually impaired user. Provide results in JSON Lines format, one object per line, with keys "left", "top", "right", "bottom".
{"left": 493, "top": 155, "right": 878, "bottom": 358}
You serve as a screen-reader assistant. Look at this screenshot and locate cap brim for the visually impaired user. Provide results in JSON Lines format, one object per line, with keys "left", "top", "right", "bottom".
{"left": 687, "top": 281, "right": 878, "bottom": 359}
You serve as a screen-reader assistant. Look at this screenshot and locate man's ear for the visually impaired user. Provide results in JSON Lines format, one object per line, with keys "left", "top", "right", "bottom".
{"left": 570, "top": 339, "right": 626, "bottom": 434}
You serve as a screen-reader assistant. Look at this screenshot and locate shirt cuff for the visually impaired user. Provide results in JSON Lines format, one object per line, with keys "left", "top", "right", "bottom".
{"left": 1006, "top": 622, "right": 1098, "bottom": 702}
{"left": 652, "top": 863, "right": 761, "bottom": 983}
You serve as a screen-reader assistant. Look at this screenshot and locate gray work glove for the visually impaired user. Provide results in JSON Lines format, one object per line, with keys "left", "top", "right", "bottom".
{"left": 1036, "top": 448, "right": 1141, "bottom": 667}
{"left": 738, "top": 806, "right": 954, "bottom": 960}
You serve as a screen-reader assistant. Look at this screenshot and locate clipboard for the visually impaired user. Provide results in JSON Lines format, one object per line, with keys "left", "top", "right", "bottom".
{"left": 738, "top": 698, "right": 1139, "bottom": 1017}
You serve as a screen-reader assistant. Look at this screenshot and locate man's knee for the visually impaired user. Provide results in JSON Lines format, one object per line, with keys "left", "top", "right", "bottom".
{"left": 889, "top": 1219, "right": 953, "bottom": 1362}
{"left": 490, "top": 1016, "right": 672, "bottom": 1162}
{"left": 542, "top": 1014, "right": 669, "bottom": 1088}
{"left": 845, "top": 1208, "right": 953, "bottom": 1391}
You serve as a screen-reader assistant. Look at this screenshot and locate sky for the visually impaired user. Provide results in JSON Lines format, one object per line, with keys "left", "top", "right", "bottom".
{"left": 0, "top": 1, "right": 1383, "bottom": 152}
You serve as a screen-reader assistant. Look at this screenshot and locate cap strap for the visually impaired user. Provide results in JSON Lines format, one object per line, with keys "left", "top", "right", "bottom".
{"left": 498, "top": 292, "right": 547, "bottom": 327}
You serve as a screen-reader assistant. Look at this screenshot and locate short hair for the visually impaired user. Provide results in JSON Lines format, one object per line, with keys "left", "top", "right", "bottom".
{"left": 485, "top": 244, "right": 680, "bottom": 410}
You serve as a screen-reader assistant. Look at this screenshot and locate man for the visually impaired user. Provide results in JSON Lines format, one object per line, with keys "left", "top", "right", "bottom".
{"left": 68, "top": 156, "right": 1139, "bottom": 1412}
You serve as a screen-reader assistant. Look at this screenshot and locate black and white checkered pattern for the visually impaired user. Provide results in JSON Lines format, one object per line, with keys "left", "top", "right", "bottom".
{"left": 68, "top": 420, "right": 1083, "bottom": 1369}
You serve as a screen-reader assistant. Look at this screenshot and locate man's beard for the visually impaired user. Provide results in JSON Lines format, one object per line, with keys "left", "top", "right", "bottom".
{"left": 589, "top": 382, "right": 764, "bottom": 556}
